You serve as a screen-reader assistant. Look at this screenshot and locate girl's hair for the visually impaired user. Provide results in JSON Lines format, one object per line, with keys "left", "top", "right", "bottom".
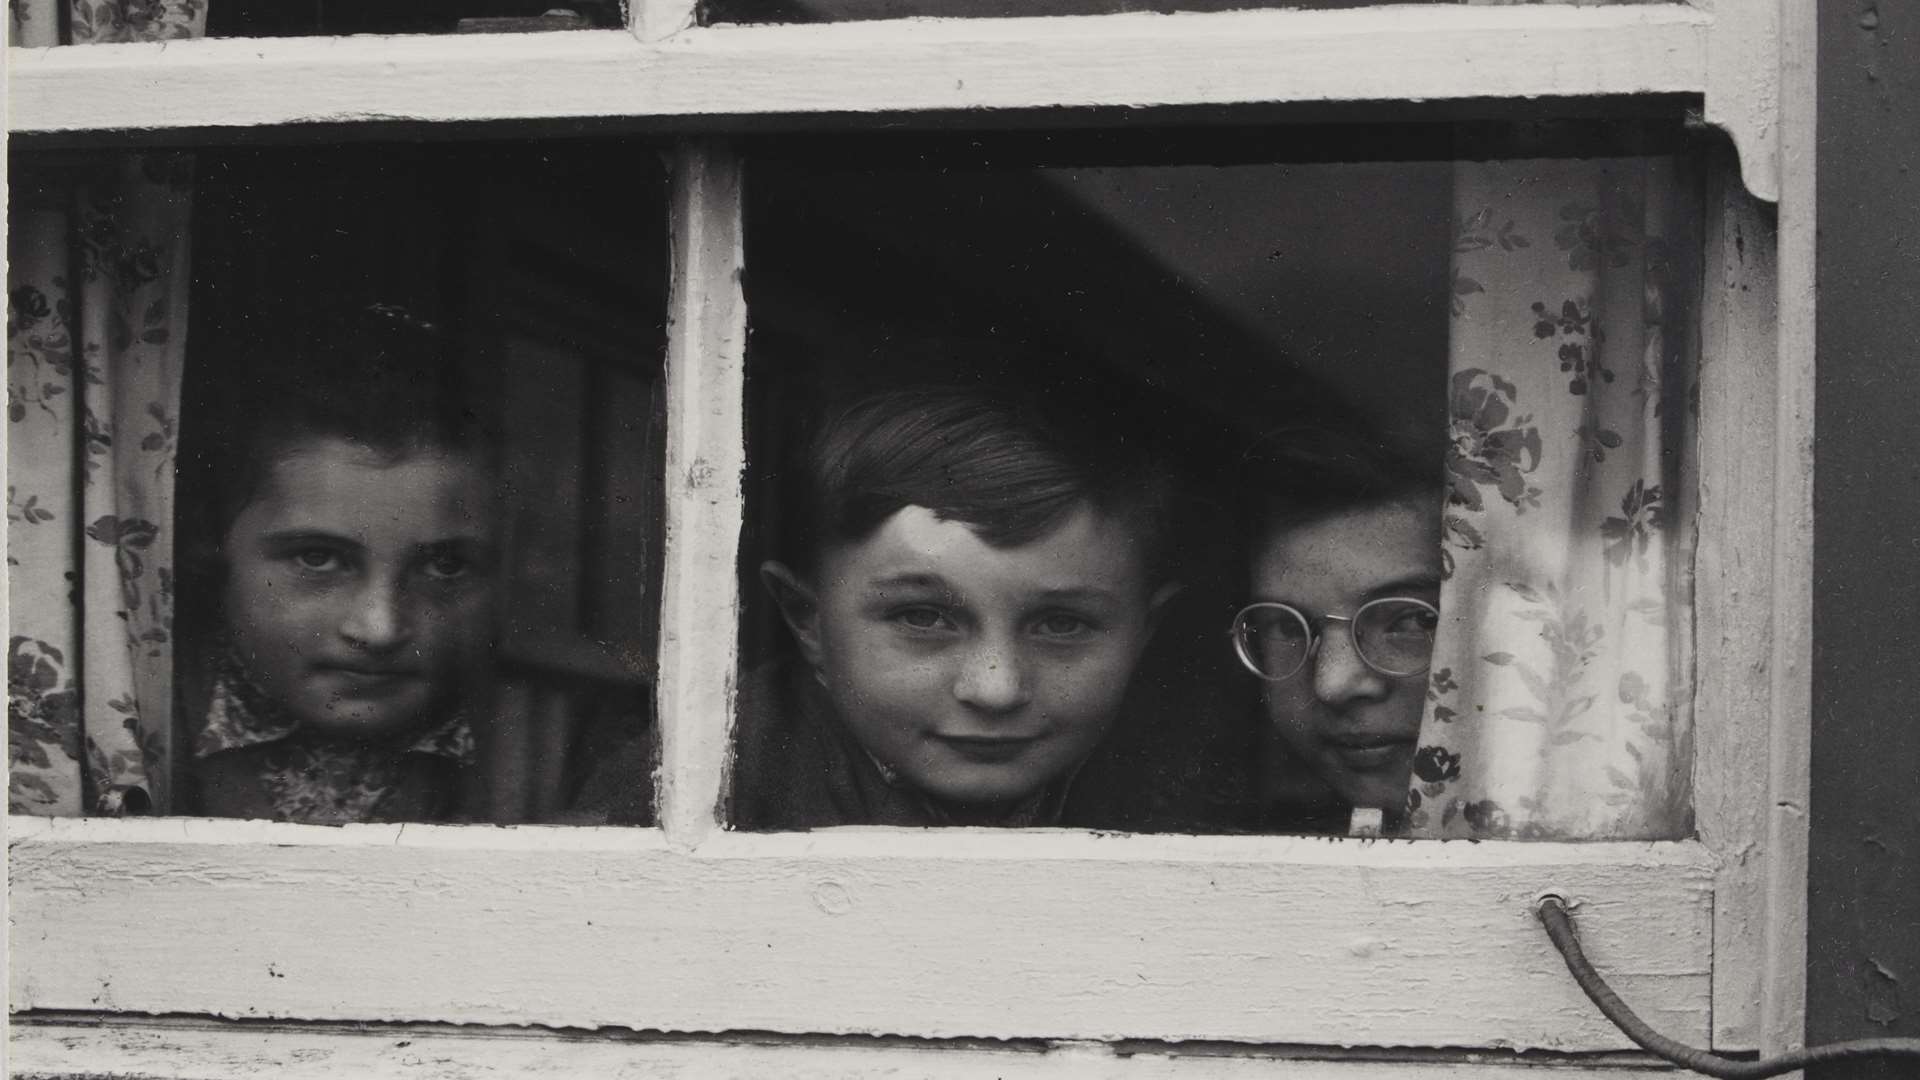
{"left": 1237, "top": 423, "right": 1439, "bottom": 535}
{"left": 192, "top": 303, "right": 499, "bottom": 546}
{"left": 787, "top": 385, "right": 1178, "bottom": 583}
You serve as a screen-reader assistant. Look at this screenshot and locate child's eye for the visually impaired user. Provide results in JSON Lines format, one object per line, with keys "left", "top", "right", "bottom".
{"left": 1033, "top": 613, "right": 1096, "bottom": 639}
{"left": 422, "top": 551, "right": 471, "bottom": 581}
{"left": 290, "top": 548, "right": 345, "bottom": 573}
{"left": 891, "top": 606, "right": 954, "bottom": 631}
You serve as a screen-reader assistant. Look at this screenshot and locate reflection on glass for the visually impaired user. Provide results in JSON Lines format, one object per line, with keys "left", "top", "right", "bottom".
{"left": 172, "top": 141, "right": 667, "bottom": 824}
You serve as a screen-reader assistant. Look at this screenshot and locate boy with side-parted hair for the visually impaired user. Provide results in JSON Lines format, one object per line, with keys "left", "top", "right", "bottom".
{"left": 733, "top": 384, "right": 1184, "bottom": 829}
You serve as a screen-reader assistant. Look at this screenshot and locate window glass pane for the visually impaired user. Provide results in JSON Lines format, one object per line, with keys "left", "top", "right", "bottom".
{"left": 703, "top": 0, "right": 1658, "bottom": 28}
{"left": 729, "top": 126, "right": 1700, "bottom": 838}
{"left": 11, "top": 0, "right": 622, "bottom": 41}
{"left": 205, "top": 0, "right": 621, "bottom": 37}
{"left": 6, "top": 140, "right": 667, "bottom": 825}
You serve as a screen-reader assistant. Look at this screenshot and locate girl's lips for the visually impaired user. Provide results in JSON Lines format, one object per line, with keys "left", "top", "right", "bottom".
{"left": 937, "top": 735, "right": 1041, "bottom": 764}
{"left": 1328, "top": 737, "right": 1415, "bottom": 772}
{"left": 318, "top": 667, "right": 424, "bottom": 695}
{"left": 316, "top": 660, "right": 424, "bottom": 676}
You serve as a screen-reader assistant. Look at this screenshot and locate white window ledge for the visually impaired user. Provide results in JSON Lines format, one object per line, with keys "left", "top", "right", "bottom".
{"left": 10, "top": 816, "right": 1713, "bottom": 1050}
{"left": 7, "top": 1013, "right": 1690, "bottom": 1079}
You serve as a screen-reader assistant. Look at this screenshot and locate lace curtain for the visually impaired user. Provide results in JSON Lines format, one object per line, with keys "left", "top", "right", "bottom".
{"left": 1407, "top": 156, "right": 1696, "bottom": 840}
{"left": 8, "top": 0, "right": 205, "bottom": 815}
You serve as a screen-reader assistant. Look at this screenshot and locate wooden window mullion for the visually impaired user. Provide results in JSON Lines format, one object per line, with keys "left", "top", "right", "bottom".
{"left": 655, "top": 138, "right": 749, "bottom": 847}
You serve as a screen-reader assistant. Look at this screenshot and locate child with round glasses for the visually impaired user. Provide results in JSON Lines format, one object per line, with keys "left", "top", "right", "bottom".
{"left": 1230, "top": 429, "right": 1442, "bottom": 834}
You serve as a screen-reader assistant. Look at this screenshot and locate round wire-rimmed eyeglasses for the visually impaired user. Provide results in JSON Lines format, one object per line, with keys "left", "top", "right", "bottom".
{"left": 1228, "top": 597, "right": 1441, "bottom": 681}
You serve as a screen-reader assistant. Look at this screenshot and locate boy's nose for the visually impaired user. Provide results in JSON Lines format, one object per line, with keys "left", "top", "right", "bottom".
{"left": 339, "top": 580, "right": 413, "bottom": 652}
{"left": 952, "top": 639, "right": 1032, "bottom": 714}
{"left": 1312, "top": 631, "right": 1391, "bottom": 707}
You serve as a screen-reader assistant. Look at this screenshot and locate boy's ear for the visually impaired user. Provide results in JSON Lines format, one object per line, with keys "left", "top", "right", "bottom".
{"left": 1144, "top": 580, "right": 1184, "bottom": 635}
{"left": 760, "top": 561, "right": 826, "bottom": 668}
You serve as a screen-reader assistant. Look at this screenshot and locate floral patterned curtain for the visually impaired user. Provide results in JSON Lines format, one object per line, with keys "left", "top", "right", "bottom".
{"left": 10, "top": 0, "right": 205, "bottom": 44}
{"left": 9, "top": 0, "right": 205, "bottom": 814}
{"left": 1407, "top": 156, "right": 1696, "bottom": 841}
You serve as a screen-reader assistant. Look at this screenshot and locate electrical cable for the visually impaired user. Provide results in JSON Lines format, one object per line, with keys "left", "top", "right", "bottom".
{"left": 1534, "top": 894, "right": 1920, "bottom": 1079}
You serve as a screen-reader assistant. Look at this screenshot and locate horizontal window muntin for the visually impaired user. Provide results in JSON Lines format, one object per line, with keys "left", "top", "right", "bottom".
{"left": 6, "top": 6, "right": 1717, "bottom": 136}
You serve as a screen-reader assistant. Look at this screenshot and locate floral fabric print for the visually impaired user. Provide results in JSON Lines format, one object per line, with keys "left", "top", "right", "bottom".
{"left": 8, "top": 155, "right": 195, "bottom": 815}
{"left": 10, "top": 0, "right": 205, "bottom": 45}
{"left": 196, "top": 668, "right": 475, "bottom": 825}
{"left": 8, "top": 0, "right": 203, "bottom": 816}
{"left": 1408, "top": 156, "right": 1695, "bottom": 841}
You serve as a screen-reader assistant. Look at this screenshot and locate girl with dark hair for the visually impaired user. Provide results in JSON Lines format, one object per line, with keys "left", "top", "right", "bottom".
{"left": 184, "top": 306, "right": 499, "bottom": 823}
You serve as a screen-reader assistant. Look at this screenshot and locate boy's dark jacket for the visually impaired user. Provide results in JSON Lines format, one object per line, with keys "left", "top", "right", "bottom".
{"left": 572, "top": 657, "right": 1242, "bottom": 832}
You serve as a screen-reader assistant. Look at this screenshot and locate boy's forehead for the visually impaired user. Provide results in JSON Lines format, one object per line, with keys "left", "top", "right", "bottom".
{"left": 821, "top": 504, "right": 1152, "bottom": 594}
{"left": 249, "top": 435, "right": 494, "bottom": 534}
{"left": 268, "top": 432, "right": 486, "bottom": 473}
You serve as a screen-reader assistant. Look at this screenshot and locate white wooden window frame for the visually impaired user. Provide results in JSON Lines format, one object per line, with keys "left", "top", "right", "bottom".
{"left": 6, "top": 2, "right": 1813, "bottom": 1075}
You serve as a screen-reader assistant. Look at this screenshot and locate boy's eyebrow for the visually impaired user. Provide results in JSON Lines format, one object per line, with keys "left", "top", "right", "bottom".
{"left": 867, "top": 572, "right": 954, "bottom": 593}
{"left": 414, "top": 534, "right": 493, "bottom": 551}
{"left": 1031, "top": 586, "right": 1123, "bottom": 604}
{"left": 1364, "top": 573, "right": 1444, "bottom": 600}
{"left": 256, "top": 529, "right": 363, "bottom": 549}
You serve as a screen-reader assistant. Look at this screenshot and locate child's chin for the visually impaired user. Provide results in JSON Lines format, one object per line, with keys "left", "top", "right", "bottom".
{"left": 916, "top": 768, "right": 1050, "bottom": 811}
{"left": 298, "top": 703, "right": 431, "bottom": 742}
